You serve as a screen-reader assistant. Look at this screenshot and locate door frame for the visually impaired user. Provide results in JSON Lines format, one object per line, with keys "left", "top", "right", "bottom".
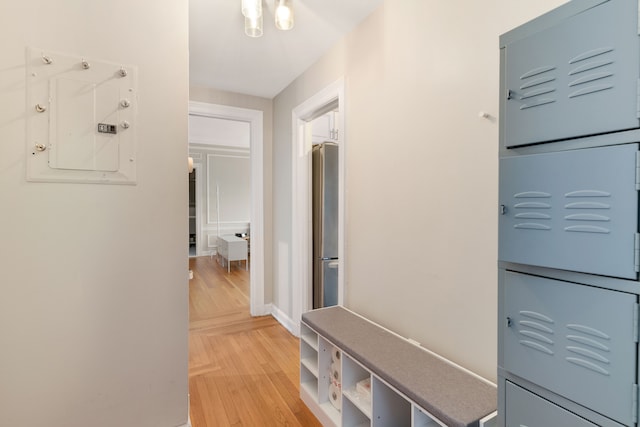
{"left": 188, "top": 101, "right": 268, "bottom": 316}
{"left": 291, "top": 78, "right": 346, "bottom": 334}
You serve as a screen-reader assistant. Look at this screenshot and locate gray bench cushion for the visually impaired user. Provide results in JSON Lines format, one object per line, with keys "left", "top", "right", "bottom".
{"left": 302, "top": 306, "right": 496, "bottom": 427}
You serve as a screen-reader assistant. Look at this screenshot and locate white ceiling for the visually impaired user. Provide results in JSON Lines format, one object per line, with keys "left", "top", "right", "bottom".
{"left": 189, "top": 0, "right": 383, "bottom": 99}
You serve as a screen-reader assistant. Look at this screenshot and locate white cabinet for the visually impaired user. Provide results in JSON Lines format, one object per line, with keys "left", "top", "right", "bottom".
{"left": 300, "top": 323, "right": 447, "bottom": 427}
{"left": 216, "top": 235, "right": 248, "bottom": 273}
{"left": 300, "top": 307, "right": 496, "bottom": 427}
{"left": 312, "top": 112, "right": 340, "bottom": 144}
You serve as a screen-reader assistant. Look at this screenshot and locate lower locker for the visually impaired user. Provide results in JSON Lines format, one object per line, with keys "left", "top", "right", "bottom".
{"left": 503, "top": 271, "right": 637, "bottom": 426}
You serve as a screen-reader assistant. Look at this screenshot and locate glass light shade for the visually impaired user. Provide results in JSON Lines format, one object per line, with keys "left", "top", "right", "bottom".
{"left": 245, "top": 14, "right": 263, "bottom": 37}
{"left": 275, "top": 0, "right": 294, "bottom": 30}
{"left": 241, "top": 0, "right": 262, "bottom": 19}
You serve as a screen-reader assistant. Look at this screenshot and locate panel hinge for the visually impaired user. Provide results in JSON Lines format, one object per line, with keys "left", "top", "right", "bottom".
{"left": 638, "top": 0, "right": 640, "bottom": 35}
{"left": 636, "top": 151, "right": 640, "bottom": 190}
{"left": 637, "top": 78, "right": 640, "bottom": 118}
{"left": 635, "top": 233, "right": 640, "bottom": 272}
{"left": 634, "top": 303, "right": 640, "bottom": 343}
{"left": 633, "top": 384, "right": 639, "bottom": 424}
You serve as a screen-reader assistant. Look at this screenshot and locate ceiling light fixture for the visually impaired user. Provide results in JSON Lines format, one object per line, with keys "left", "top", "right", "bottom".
{"left": 241, "top": 0, "right": 262, "bottom": 19}
{"left": 241, "top": 0, "right": 294, "bottom": 38}
{"left": 275, "top": 0, "right": 294, "bottom": 31}
{"left": 245, "top": 14, "right": 263, "bottom": 38}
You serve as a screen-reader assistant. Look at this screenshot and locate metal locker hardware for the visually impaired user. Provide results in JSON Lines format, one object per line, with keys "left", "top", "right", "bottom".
{"left": 35, "top": 104, "right": 46, "bottom": 113}
{"left": 507, "top": 90, "right": 515, "bottom": 100}
{"left": 41, "top": 55, "right": 53, "bottom": 64}
{"left": 119, "top": 67, "right": 128, "bottom": 77}
{"left": 500, "top": 205, "right": 507, "bottom": 215}
{"left": 81, "top": 60, "right": 90, "bottom": 69}
{"left": 506, "top": 317, "right": 512, "bottom": 327}
{"left": 34, "top": 143, "right": 46, "bottom": 152}
{"left": 120, "top": 121, "right": 130, "bottom": 129}
{"left": 120, "top": 99, "right": 131, "bottom": 108}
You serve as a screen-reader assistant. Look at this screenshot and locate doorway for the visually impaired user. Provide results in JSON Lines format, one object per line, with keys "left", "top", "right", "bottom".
{"left": 291, "top": 79, "right": 346, "bottom": 334}
{"left": 188, "top": 101, "right": 268, "bottom": 316}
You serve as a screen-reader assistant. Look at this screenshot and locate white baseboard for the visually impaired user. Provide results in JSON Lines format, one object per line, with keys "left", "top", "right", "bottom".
{"left": 250, "top": 303, "right": 272, "bottom": 317}
{"left": 271, "top": 304, "right": 298, "bottom": 336}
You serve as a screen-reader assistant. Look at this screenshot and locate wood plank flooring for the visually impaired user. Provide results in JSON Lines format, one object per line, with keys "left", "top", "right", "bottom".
{"left": 188, "top": 256, "right": 321, "bottom": 427}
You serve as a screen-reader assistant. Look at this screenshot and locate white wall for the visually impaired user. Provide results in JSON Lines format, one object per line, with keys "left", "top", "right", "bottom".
{"left": 189, "top": 145, "right": 251, "bottom": 255}
{"left": 272, "top": 0, "right": 567, "bottom": 382}
{"left": 0, "top": 1, "right": 189, "bottom": 427}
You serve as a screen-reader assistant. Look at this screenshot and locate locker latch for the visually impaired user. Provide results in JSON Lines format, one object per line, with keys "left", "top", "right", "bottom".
{"left": 500, "top": 205, "right": 507, "bottom": 215}
{"left": 507, "top": 90, "right": 515, "bottom": 100}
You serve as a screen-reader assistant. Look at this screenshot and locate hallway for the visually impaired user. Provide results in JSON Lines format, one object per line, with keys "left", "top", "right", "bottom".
{"left": 188, "top": 256, "right": 321, "bottom": 426}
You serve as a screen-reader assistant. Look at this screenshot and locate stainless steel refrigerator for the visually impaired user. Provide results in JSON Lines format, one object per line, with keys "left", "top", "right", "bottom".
{"left": 312, "top": 142, "right": 339, "bottom": 309}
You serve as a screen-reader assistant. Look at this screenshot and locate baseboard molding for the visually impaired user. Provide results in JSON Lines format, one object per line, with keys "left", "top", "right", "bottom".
{"left": 250, "top": 302, "right": 272, "bottom": 317}
{"left": 271, "top": 304, "right": 299, "bottom": 336}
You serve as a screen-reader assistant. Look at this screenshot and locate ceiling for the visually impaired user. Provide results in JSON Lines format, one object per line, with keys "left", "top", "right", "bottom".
{"left": 189, "top": 0, "right": 383, "bottom": 99}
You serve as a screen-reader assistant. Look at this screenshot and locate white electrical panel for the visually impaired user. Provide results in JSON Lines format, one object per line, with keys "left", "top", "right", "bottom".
{"left": 26, "top": 47, "right": 137, "bottom": 184}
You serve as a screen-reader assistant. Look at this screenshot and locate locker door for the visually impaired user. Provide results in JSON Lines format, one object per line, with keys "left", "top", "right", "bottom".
{"left": 499, "top": 144, "right": 638, "bottom": 279}
{"left": 502, "top": 0, "right": 640, "bottom": 147}
{"left": 505, "top": 382, "right": 601, "bottom": 427}
{"left": 503, "top": 272, "right": 637, "bottom": 426}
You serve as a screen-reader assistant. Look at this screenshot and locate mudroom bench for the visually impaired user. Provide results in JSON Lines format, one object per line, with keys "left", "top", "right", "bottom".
{"left": 300, "top": 306, "right": 497, "bottom": 427}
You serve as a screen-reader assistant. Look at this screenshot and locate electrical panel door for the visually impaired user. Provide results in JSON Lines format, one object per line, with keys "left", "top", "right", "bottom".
{"left": 503, "top": 271, "right": 637, "bottom": 426}
{"left": 502, "top": 0, "right": 640, "bottom": 147}
{"left": 499, "top": 144, "right": 639, "bottom": 279}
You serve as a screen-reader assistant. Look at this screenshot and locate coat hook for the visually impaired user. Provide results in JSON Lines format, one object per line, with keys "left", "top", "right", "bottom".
{"left": 81, "top": 59, "right": 91, "bottom": 69}
{"left": 119, "top": 67, "right": 128, "bottom": 77}
{"left": 42, "top": 55, "right": 53, "bottom": 64}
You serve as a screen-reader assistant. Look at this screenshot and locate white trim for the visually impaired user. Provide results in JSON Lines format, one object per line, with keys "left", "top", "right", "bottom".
{"left": 291, "top": 78, "right": 346, "bottom": 331}
{"left": 271, "top": 303, "right": 297, "bottom": 336}
{"left": 193, "top": 161, "right": 204, "bottom": 257}
{"left": 188, "top": 101, "right": 265, "bottom": 317}
{"left": 479, "top": 411, "right": 498, "bottom": 427}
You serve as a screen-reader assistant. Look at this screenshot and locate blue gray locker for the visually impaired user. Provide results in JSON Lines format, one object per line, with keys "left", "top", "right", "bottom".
{"left": 503, "top": 271, "right": 637, "bottom": 426}
{"left": 502, "top": 0, "right": 640, "bottom": 147}
{"left": 499, "top": 2, "right": 640, "bottom": 426}
{"left": 499, "top": 143, "right": 639, "bottom": 279}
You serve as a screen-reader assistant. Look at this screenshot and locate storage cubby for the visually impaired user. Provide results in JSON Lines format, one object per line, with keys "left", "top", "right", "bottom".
{"left": 318, "top": 336, "right": 341, "bottom": 425}
{"left": 412, "top": 407, "right": 442, "bottom": 427}
{"left": 341, "top": 354, "right": 372, "bottom": 420}
{"left": 372, "top": 378, "right": 411, "bottom": 427}
{"left": 343, "top": 397, "right": 371, "bottom": 427}
{"left": 300, "top": 323, "right": 319, "bottom": 403}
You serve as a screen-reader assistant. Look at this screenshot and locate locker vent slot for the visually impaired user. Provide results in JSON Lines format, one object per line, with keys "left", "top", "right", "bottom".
{"left": 567, "top": 47, "right": 615, "bottom": 99}
{"left": 513, "top": 192, "right": 552, "bottom": 231}
{"left": 517, "top": 311, "right": 555, "bottom": 356}
{"left": 518, "top": 65, "right": 557, "bottom": 110}
{"left": 565, "top": 324, "right": 611, "bottom": 377}
{"left": 563, "top": 191, "right": 612, "bottom": 234}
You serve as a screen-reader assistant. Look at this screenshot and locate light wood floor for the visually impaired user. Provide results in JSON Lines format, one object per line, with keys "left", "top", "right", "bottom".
{"left": 188, "top": 256, "right": 321, "bottom": 427}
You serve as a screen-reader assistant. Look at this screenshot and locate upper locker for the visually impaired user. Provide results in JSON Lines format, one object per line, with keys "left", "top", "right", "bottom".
{"left": 501, "top": 0, "right": 640, "bottom": 147}
{"left": 499, "top": 143, "right": 639, "bottom": 279}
